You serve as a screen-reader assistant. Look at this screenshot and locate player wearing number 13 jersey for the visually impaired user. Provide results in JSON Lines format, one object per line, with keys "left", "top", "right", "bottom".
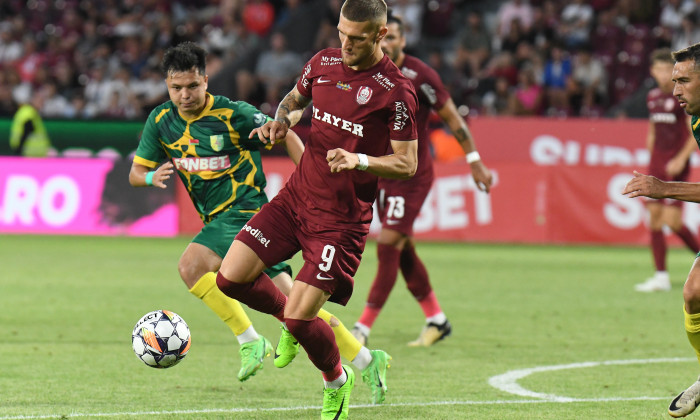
{"left": 352, "top": 12, "right": 493, "bottom": 348}
{"left": 216, "top": 1, "right": 417, "bottom": 418}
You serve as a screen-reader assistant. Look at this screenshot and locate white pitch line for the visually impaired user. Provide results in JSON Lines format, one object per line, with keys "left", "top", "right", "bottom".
{"left": 0, "top": 396, "right": 673, "bottom": 420}
{"left": 488, "top": 357, "right": 697, "bottom": 402}
{"left": 4, "top": 358, "right": 692, "bottom": 420}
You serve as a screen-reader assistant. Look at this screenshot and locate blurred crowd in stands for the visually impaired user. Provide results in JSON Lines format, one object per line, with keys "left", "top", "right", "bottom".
{"left": 0, "top": 0, "right": 698, "bottom": 121}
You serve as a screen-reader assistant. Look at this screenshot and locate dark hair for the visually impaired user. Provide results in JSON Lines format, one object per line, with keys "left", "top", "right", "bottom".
{"left": 651, "top": 47, "right": 673, "bottom": 65}
{"left": 386, "top": 8, "right": 404, "bottom": 35}
{"left": 161, "top": 42, "right": 207, "bottom": 76}
{"left": 672, "top": 42, "right": 700, "bottom": 69}
{"left": 340, "top": 0, "right": 387, "bottom": 27}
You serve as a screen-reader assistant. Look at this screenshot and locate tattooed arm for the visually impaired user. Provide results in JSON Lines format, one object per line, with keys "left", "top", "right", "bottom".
{"left": 250, "top": 86, "right": 312, "bottom": 144}
{"left": 436, "top": 97, "right": 493, "bottom": 192}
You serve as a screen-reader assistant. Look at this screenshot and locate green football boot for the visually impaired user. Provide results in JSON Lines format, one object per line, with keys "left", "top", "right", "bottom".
{"left": 361, "top": 349, "right": 391, "bottom": 404}
{"left": 274, "top": 325, "right": 300, "bottom": 368}
{"left": 237, "top": 336, "right": 272, "bottom": 382}
{"left": 321, "top": 366, "right": 355, "bottom": 420}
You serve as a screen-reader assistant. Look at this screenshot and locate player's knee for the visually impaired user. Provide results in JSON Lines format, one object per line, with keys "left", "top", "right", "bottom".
{"left": 684, "top": 278, "right": 700, "bottom": 312}
{"left": 177, "top": 260, "right": 197, "bottom": 287}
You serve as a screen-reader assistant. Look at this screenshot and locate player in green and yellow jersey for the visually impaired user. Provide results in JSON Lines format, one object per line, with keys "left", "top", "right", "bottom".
{"left": 624, "top": 42, "right": 700, "bottom": 417}
{"left": 129, "top": 42, "right": 391, "bottom": 404}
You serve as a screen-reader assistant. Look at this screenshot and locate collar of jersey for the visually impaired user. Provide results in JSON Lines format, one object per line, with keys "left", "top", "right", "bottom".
{"left": 177, "top": 92, "right": 215, "bottom": 123}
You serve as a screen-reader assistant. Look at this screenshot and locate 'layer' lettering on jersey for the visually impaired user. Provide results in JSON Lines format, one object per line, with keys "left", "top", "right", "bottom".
{"left": 172, "top": 156, "right": 231, "bottom": 172}
{"left": 312, "top": 106, "right": 364, "bottom": 137}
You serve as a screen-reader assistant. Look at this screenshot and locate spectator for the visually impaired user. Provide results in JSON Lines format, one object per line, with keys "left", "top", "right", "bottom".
{"left": 496, "top": 0, "right": 534, "bottom": 41}
{"left": 660, "top": 0, "right": 689, "bottom": 31}
{"left": 454, "top": 10, "right": 491, "bottom": 78}
{"left": 0, "top": 22, "right": 22, "bottom": 63}
{"left": 254, "top": 31, "right": 304, "bottom": 104}
{"left": 507, "top": 65, "right": 543, "bottom": 116}
{"left": 387, "top": 0, "right": 423, "bottom": 51}
{"left": 529, "top": 1, "right": 558, "bottom": 53}
{"left": 242, "top": 0, "right": 275, "bottom": 37}
{"left": 558, "top": 0, "right": 594, "bottom": 49}
{"left": 542, "top": 44, "right": 572, "bottom": 115}
{"left": 672, "top": 13, "right": 700, "bottom": 53}
{"left": 500, "top": 18, "right": 532, "bottom": 55}
{"left": 313, "top": 0, "right": 343, "bottom": 52}
{"left": 567, "top": 45, "right": 608, "bottom": 116}
{"left": 482, "top": 76, "right": 513, "bottom": 116}
{"left": 39, "top": 82, "right": 74, "bottom": 118}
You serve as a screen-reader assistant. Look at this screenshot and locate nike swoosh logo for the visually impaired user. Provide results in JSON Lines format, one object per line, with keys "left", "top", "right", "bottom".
{"left": 318, "top": 78, "right": 331, "bottom": 84}
{"left": 333, "top": 396, "right": 345, "bottom": 420}
{"left": 316, "top": 273, "right": 334, "bottom": 280}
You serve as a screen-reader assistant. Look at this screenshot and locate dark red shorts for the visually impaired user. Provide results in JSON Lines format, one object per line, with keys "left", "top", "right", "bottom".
{"left": 376, "top": 177, "right": 432, "bottom": 236}
{"left": 234, "top": 194, "right": 367, "bottom": 305}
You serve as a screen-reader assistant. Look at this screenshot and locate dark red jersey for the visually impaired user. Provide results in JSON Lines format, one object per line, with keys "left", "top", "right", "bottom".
{"left": 391, "top": 54, "right": 451, "bottom": 182}
{"left": 278, "top": 48, "right": 418, "bottom": 231}
{"left": 647, "top": 87, "right": 691, "bottom": 168}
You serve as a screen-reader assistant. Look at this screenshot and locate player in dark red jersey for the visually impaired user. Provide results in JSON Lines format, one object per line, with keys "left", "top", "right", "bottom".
{"left": 215, "top": 1, "right": 417, "bottom": 418}
{"left": 350, "top": 12, "right": 493, "bottom": 347}
{"left": 624, "top": 42, "right": 700, "bottom": 418}
{"left": 634, "top": 48, "right": 699, "bottom": 293}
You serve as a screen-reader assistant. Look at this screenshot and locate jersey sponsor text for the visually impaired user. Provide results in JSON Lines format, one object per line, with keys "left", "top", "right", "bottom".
{"left": 650, "top": 112, "right": 678, "bottom": 124}
{"left": 372, "top": 72, "right": 396, "bottom": 90}
{"left": 242, "top": 224, "right": 271, "bottom": 247}
{"left": 312, "top": 106, "right": 364, "bottom": 137}
{"left": 172, "top": 156, "right": 231, "bottom": 172}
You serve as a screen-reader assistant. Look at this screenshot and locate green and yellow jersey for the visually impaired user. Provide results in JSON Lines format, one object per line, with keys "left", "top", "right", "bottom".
{"left": 134, "top": 93, "right": 273, "bottom": 223}
{"left": 693, "top": 115, "right": 700, "bottom": 148}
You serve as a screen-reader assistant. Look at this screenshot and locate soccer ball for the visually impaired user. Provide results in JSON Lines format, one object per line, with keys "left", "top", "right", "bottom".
{"left": 132, "top": 310, "right": 191, "bottom": 368}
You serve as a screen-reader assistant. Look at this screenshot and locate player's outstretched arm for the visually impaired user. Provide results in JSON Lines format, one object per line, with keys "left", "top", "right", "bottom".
{"left": 326, "top": 139, "right": 418, "bottom": 179}
{"left": 623, "top": 170, "right": 700, "bottom": 202}
{"left": 437, "top": 98, "right": 493, "bottom": 192}
{"left": 129, "top": 161, "right": 173, "bottom": 189}
{"left": 667, "top": 119, "right": 696, "bottom": 176}
{"left": 250, "top": 86, "right": 311, "bottom": 145}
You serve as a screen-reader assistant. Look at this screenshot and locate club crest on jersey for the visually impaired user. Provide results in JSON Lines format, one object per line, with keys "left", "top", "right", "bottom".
{"left": 665, "top": 98, "right": 676, "bottom": 112}
{"left": 210, "top": 134, "right": 224, "bottom": 152}
{"left": 356, "top": 86, "right": 372, "bottom": 105}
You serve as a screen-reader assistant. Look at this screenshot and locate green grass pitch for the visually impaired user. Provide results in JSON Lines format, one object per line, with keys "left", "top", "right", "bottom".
{"left": 0, "top": 234, "right": 697, "bottom": 419}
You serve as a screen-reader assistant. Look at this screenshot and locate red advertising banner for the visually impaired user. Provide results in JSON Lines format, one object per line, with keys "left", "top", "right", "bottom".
{"left": 6, "top": 117, "right": 696, "bottom": 245}
{"left": 176, "top": 117, "right": 698, "bottom": 246}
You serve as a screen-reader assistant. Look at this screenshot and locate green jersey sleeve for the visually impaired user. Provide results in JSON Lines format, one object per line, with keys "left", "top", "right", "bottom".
{"left": 692, "top": 115, "right": 700, "bottom": 149}
{"left": 134, "top": 108, "right": 169, "bottom": 168}
{"left": 229, "top": 100, "right": 273, "bottom": 150}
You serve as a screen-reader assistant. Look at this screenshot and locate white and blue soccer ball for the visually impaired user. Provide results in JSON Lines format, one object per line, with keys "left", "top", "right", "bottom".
{"left": 132, "top": 310, "right": 191, "bottom": 369}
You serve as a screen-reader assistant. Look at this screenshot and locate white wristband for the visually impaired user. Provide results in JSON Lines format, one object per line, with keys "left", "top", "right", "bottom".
{"left": 356, "top": 153, "right": 369, "bottom": 171}
{"left": 466, "top": 151, "right": 481, "bottom": 164}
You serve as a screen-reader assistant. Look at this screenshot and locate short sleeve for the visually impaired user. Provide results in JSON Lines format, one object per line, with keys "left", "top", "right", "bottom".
{"left": 231, "top": 100, "right": 273, "bottom": 150}
{"left": 418, "top": 65, "right": 450, "bottom": 111}
{"left": 388, "top": 83, "right": 418, "bottom": 141}
{"left": 296, "top": 53, "right": 319, "bottom": 98}
{"left": 133, "top": 110, "right": 167, "bottom": 168}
